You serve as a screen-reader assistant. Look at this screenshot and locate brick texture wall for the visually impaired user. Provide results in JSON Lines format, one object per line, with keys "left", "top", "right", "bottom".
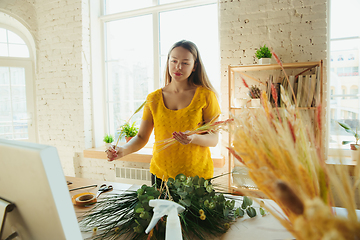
{"left": 219, "top": 0, "right": 327, "bottom": 116}
{"left": 1, "top": 0, "right": 92, "bottom": 176}
{"left": 216, "top": 0, "right": 328, "bottom": 184}
{"left": 35, "top": 0, "right": 92, "bottom": 175}
{"left": 1, "top": 0, "right": 328, "bottom": 180}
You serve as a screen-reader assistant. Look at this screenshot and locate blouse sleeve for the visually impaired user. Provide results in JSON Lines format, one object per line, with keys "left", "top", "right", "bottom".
{"left": 141, "top": 94, "right": 153, "bottom": 122}
{"left": 203, "top": 90, "right": 221, "bottom": 122}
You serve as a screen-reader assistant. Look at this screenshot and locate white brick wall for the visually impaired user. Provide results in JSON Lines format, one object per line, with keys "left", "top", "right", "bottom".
{"left": 1, "top": 0, "right": 92, "bottom": 176}
{"left": 218, "top": 0, "right": 327, "bottom": 117}
{"left": 217, "top": 0, "right": 328, "bottom": 178}
{"left": 1, "top": 0, "right": 328, "bottom": 180}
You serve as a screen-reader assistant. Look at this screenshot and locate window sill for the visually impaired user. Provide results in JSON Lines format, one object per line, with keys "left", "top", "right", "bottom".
{"left": 326, "top": 156, "right": 357, "bottom": 176}
{"left": 83, "top": 146, "right": 225, "bottom": 168}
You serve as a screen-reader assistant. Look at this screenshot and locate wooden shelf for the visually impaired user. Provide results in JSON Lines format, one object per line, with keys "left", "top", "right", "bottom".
{"left": 227, "top": 60, "right": 324, "bottom": 194}
{"left": 229, "top": 61, "right": 320, "bottom": 72}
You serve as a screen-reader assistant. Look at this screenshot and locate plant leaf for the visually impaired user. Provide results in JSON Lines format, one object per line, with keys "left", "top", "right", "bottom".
{"left": 246, "top": 207, "right": 257, "bottom": 218}
{"left": 341, "top": 140, "right": 353, "bottom": 145}
{"left": 338, "top": 122, "right": 356, "bottom": 135}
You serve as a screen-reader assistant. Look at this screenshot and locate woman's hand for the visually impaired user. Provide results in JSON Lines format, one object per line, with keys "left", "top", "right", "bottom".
{"left": 172, "top": 131, "right": 194, "bottom": 145}
{"left": 106, "top": 145, "right": 125, "bottom": 161}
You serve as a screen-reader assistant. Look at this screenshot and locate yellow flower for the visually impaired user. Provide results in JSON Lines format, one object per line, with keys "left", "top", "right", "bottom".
{"left": 114, "top": 227, "right": 119, "bottom": 232}
{"left": 224, "top": 223, "right": 230, "bottom": 230}
{"left": 199, "top": 209, "right": 204, "bottom": 215}
{"left": 200, "top": 214, "right": 206, "bottom": 220}
{"left": 93, "top": 227, "right": 98, "bottom": 232}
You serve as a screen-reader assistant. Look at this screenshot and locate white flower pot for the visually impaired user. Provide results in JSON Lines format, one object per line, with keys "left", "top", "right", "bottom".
{"left": 351, "top": 150, "right": 359, "bottom": 161}
{"left": 234, "top": 98, "right": 248, "bottom": 108}
{"left": 105, "top": 142, "right": 112, "bottom": 149}
{"left": 258, "top": 58, "right": 271, "bottom": 65}
{"left": 350, "top": 144, "right": 360, "bottom": 161}
{"left": 251, "top": 98, "right": 261, "bottom": 107}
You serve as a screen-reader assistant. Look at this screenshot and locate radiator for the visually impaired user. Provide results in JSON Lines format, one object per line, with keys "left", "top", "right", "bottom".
{"left": 115, "top": 167, "right": 152, "bottom": 185}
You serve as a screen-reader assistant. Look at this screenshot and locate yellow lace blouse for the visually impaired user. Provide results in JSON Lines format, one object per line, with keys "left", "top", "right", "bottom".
{"left": 142, "top": 86, "right": 221, "bottom": 180}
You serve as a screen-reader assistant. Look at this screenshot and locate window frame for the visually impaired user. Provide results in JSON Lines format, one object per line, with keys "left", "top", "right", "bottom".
{"left": 327, "top": 0, "right": 360, "bottom": 157}
{"left": 0, "top": 21, "right": 37, "bottom": 142}
{"left": 90, "top": 0, "right": 218, "bottom": 148}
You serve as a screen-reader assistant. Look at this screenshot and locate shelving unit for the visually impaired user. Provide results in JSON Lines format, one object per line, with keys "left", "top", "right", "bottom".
{"left": 227, "top": 61, "right": 324, "bottom": 195}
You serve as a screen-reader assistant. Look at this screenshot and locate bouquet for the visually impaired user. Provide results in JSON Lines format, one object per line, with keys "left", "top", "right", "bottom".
{"left": 78, "top": 174, "right": 264, "bottom": 240}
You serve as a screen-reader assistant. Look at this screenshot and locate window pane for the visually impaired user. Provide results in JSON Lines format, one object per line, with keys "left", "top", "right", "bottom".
{"left": 0, "top": 43, "right": 8, "bottom": 57}
{"left": 0, "top": 67, "right": 28, "bottom": 140}
{"left": 9, "top": 44, "right": 29, "bottom": 58}
{"left": 7, "top": 30, "right": 25, "bottom": 44}
{"left": 330, "top": 0, "right": 360, "bottom": 39}
{"left": 159, "top": 4, "right": 220, "bottom": 91}
{"left": 0, "top": 28, "right": 7, "bottom": 43}
{"left": 329, "top": 0, "right": 360, "bottom": 151}
{"left": 0, "top": 66, "right": 10, "bottom": 84}
{"left": 105, "top": 15, "right": 153, "bottom": 137}
{"left": 104, "top": 0, "right": 153, "bottom": 15}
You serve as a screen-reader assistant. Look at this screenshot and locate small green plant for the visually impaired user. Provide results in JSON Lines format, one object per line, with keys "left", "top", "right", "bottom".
{"left": 119, "top": 122, "right": 139, "bottom": 138}
{"left": 255, "top": 44, "right": 272, "bottom": 59}
{"left": 249, "top": 85, "right": 261, "bottom": 99}
{"left": 337, "top": 122, "right": 359, "bottom": 148}
{"left": 103, "top": 134, "right": 114, "bottom": 143}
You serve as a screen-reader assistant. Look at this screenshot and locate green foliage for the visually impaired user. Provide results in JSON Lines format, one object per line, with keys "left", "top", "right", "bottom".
{"left": 255, "top": 44, "right": 272, "bottom": 59}
{"left": 79, "top": 174, "right": 264, "bottom": 240}
{"left": 337, "top": 121, "right": 359, "bottom": 146}
{"left": 103, "top": 134, "right": 114, "bottom": 143}
{"left": 249, "top": 85, "right": 261, "bottom": 99}
{"left": 119, "top": 122, "right": 139, "bottom": 137}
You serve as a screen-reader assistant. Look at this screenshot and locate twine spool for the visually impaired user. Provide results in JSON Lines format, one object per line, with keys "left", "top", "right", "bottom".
{"left": 73, "top": 193, "right": 97, "bottom": 206}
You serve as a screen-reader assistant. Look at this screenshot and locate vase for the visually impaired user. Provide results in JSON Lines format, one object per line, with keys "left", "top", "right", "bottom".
{"left": 105, "top": 142, "right": 112, "bottom": 149}
{"left": 234, "top": 98, "right": 248, "bottom": 108}
{"left": 258, "top": 58, "right": 271, "bottom": 65}
{"left": 350, "top": 144, "right": 360, "bottom": 161}
{"left": 251, "top": 98, "right": 261, "bottom": 108}
{"left": 125, "top": 136, "right": 133, "bottom": 143}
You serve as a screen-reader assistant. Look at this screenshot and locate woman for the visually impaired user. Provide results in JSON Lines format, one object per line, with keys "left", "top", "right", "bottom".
{"left": 107, "top": 40, "right": 221, "bottom": 184}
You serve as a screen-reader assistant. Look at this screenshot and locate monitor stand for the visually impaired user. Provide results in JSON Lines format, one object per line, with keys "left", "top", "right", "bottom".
{"left": 0, "top": 198, "right": 17, "bottom": 240}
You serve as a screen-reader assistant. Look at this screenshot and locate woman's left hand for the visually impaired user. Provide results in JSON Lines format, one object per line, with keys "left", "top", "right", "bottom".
{"left": 172, "top": 131, "right": 194, "bottom": 145}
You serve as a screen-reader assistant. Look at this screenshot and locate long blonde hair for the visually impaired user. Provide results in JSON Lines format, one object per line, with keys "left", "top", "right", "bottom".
{"left": 164, "top": 40, "right": 217, "bottom": 95}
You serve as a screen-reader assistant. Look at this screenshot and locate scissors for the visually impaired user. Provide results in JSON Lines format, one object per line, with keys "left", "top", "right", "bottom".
{"left": 96, "top": 184, "right": 113, "bottom": 198}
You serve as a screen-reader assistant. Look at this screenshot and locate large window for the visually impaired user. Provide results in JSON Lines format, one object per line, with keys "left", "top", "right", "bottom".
{"left": 329, "top": 0, "right": 360, "bottom": 152}
{"left": 0, "top": 27, "right": 35, "bottom": 142}
{"left": 101, "top": 0, "right": 219, "bottom": 141}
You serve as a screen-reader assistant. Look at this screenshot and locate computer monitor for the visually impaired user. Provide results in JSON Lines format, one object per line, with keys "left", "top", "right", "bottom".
{"left": 0, "top": 139, "right": 82, "bottom": 240}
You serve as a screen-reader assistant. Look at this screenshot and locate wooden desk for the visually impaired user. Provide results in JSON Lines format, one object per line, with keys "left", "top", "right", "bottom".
{"left": 66, "top": 176, "right": 294, "bottom": 240}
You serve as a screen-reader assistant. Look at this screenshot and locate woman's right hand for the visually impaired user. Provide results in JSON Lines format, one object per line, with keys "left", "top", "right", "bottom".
{"left": 106, "top": 145, "right": 124, "bottom": 161}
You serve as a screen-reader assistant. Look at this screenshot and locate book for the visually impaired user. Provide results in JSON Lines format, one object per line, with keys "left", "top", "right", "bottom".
{"left": 301, "top": 75, "right": 311, "bottom": 107}
{"left": 312, "top": 67, "right": 321, "bottom": 107}
{"left": 287, "top": 75, "right": 295, "bottom": 101}
{"left": 307, "top": 73, "right": 317, "bottom": 107}
{"left": 296, "top": 75, "right": 303, "bottom": 107}
{"left": 267, "top": 75, "right": 273, "bottom": 101}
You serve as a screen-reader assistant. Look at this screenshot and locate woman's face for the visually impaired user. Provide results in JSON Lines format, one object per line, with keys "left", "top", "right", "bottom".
{"left": 168, "top": 46, "right": 196, "bottom": 83}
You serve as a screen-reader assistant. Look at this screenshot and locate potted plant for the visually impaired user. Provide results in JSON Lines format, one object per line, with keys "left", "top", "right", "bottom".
{"left": 119, "top": 122, "right": 139, "bottom": 142}
{"left": 103, "top": 134, "right": 114, "bottom": 148}
{"left": 249, "top": 85, "right": 261, "bottom": 107}
{"left": 337, "top": 121, "right": 359, "bottom": 160}
{"left": 255, "top": 44, "right": 272, "bottom": 65}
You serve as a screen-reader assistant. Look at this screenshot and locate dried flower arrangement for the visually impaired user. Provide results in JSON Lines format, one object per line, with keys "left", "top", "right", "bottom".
{"left": 155, "top": 115, "right": 233, "bottom": 152}
{"left": 248, "top": 85, "right": 261, "bottom": 99}
{"left": 228, "top": 50, "right": 360, "bottom": 240}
